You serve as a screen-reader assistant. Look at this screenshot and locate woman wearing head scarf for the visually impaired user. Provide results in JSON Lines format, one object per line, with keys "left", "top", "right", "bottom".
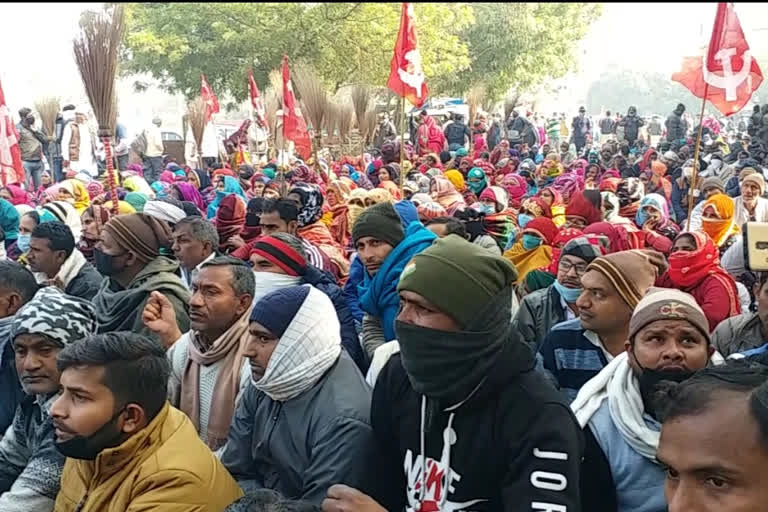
{"left": 471, "top": 135, "right": 488, "bottom": 161}
{"left": 640, "top": 160, "right": 672, "bottom": 200}
{"left": 159, "top": 170, "right": 176, "bottom": 184}
{"left": 326, "top": 180, "right": 353, "bottom": 249}
{"left": 0, "top": 198, "right": 20, "bottom": 250}
{"left": 498, "top": 174, "right": 526, "bottom": 210}
{"left": 700, "top": 193, "right": 741, "bottom": 254}
{"left": 207, "top": 176, "right": 247, "bottom": 219}
{"left": 346, "top": 188, "right": 368, "bottom": 232}
{"left": 151, "top": 180, "right": 171, "bottom": 199}
{"left": 0, "top": 184, "right": 32, "bottom": 206}
{"left": 41, "top": 200, "right": 83, "bottom": 243}
{"left": 616, "top": 177, "right": 645, "bottom": 220}
{"left": 584, "top": 163, "right": 603, "bottom": 190}
{"left": 122, "top": 174, "right": 155, "bottom": 199}
{"left": 635, "top": 193, "right": 680, "bottom": 245}
{"left": 288, "top": 184, "right": 349, "bottom": 281}
{"left": 169, "top": 182, "right": 206, "bottom": 214}
{"left": 478, "top": 186, "right": 517, "bottom": 250}
{"left": 600, "top": 190, "right": 632, "bottom": 227}
{"left": 237, "top": 164, "right": 256, "bottom": 192}
{"left": 430, "top": 175, "right": 466, "bottom": 215}
{"left": 444, "top": 169, "right": 477, "bottom": 205}
{"left": 503, "top": 216, "right": 558, "bottom": 286}
{"left": 538, "top": 187, "right": 566, "bottom": 227}
{"left": 58, "top": 179, "right": 91, "bottom": 213}
{"left": 583, "top": 222, "right": 642, "bottom": 253}
{"left": 564, "top": 190, "right": 603, "bottom": 230}
{"left": 214, "top": 194, "right": 247, "bottom": 254}
{"left": 466, "top": 167, "right": 488, "bottom": 198}
{"left": 376, "top": 165, "right": 402, "bottom": 201}
{"left": 124, "top": 192, "right": 148, "bottom": 213}
{"left": 245, "top": 174, "right": 269, "bottom": 200}
{"left": 657, "top": 231, "right": 740, "bottom": 331}
{"left": 291, "top": 164, "right": 324, "bottom": 188}
{"left": 489, "top": 140, "right": 510, "bottom": 166}
{"left": 78, "top": 205, "right": 111, "bottom": 263}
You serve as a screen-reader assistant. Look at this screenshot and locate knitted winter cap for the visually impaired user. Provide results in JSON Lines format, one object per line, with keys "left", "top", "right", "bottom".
{"left": 250, "top": 285, "right": 311, "bottom": 338}
{"left": 699, "top": 176, "right": 724, "bottom": 193}
{"left": 742, "top": 173, "right": 766, "bottom": 195}
{"left": 397, "top": 234, "right": 518, "bottom": 329}
{"left": 562, "top": 236, "right": 603, "bottom": 264}
{"left": 629, "top": 287, "right": 710, "bottom": 343}
{"left": 250, "top": 236, "right": 307, "bottom": 277}
{"left": 352, "top": 200, "right": 405, "bottom": 247}
{"left": 12, "top": 287, "right": 97, "bottom": 348}
{"left": 586, "top": 249, "right": 669, "bottom": 310}
{"left": 103, "top": 212, "right": 172, "bottom": 264}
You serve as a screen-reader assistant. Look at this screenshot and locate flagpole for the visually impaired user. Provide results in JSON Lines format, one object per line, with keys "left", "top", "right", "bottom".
{"left": 685, "top": 83, "right": 710, "bottom": 232}
{"left": 400, "top": 96, "right": 406, "bottom": 196}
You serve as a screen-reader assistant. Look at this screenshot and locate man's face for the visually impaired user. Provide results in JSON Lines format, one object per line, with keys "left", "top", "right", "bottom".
{"left": 171, "top": 225, "right": 211, "bottom": 271}
{"left": 14, "top": 334, "right": 62, "bottom": 395}
{"left": 27, "top": 237, "right": 66, "bottom": 276}
{"left": 244, "top": 321, "right": 279, "bottom": 381}
{"left": 397, "top": 290, "right": 460, "bottom": 332}
{"left": 259, "top": 211, "right": 294, "bottom": 236}
{"left": 658, "top": 393, "right": 768, "bottom": 512}
{"left": 250, "top": 253, "right": 287, "bottom": 275}
{"left": 741, "top": 182, "right": 760, "bottom": 201}
{"left": 556, "top": 254, "right": 587, "bottom": 289}
{"left": 575, "top": 270, "right": 632, "bottom": 333}
{"left": 51, "top": 365, "right": 133, "bottom": 447}
{"left": 18, "top": 214, "right": 36, "bottom": 236}
{"left": 356, "top": 236, "right": 394, "bottom": 276}
{"left": 627, "top": 319, "right": 711, "bottom": 375}
{"left": 189, "top": 266, "right": 250, "bottom": 335}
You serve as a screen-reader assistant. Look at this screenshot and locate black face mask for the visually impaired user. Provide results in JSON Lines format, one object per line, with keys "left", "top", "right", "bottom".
{"left": 633, "top": 350, "right": 694, "bottom": 420}
{"left": 55, "top": 407, "right": 127, "bottom": 460}
{"left": 93, "top": 247, "right": 125, "bottom": 277}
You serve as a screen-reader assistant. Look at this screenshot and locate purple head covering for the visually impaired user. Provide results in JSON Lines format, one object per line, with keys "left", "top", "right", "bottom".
{"left": 173, "top": 182, "right": 206, "bottom": 212}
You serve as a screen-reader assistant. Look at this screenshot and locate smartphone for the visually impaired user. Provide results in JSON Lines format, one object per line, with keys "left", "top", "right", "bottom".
{"left": 744, "top": 222, "right": 768, "bottom": 272}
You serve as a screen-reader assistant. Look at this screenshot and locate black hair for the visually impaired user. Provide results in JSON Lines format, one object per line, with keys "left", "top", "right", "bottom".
{"left": 31, "top": 221, "right": 75, "bottom": 258}
{"left": 426, "top": 216, "right": 467, "bottom": 238}
{"left": 657, "top": 361, "right": 768, "bottom": 437}
{"left": 62, "top": 104, "right": 76, "bottom": 112}
{"left": 0, "top": 260, "right": 38, "bottom": 303}
{"left": 228, "top": 489, "right": 321, "bottom": 512}
{"left": 605, "top": 110, "right": 611, "bottom": 116}
{"left": 200, "top": 256, "right": 255, "bottom": 297}
{"left": 180, "top": 201, "right": 201, "bottom": 217}
{"left": 262, "top": 198, "right": 299, "bottom": 223}
{"left": 57, "top": 332, "right": 170, "bottom": 421}
{"left": 22, "top": 210, "right": 41, "bottom": 226}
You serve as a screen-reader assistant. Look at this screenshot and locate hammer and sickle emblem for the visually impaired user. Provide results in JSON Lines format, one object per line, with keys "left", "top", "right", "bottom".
{"left": 702, "top": 48, "right": 753, "bottom": 101}
{"left": 659, "top": 302, "right": 685, "bottom": 317}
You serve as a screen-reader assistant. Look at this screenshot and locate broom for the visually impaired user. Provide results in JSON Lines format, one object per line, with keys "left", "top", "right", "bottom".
{"left": 467, "top": 84, "right": 485, "bottom": 155}
{"left": 351, "top": 85, "right": 372, "bottom": 170}
{"left": 292, "top": 62, "right": 329, "bottom": 171}
{"left": 186, "top": 97, "right": 207, "bottom": 170}
{"left": 264, "top": 89, "right": 279, "bottom": 161}
{"left": 34, "top": 96, "right": 60, "bottom": 177}
{"left": 73, "top": 4, "right": 124, "bottom": 215}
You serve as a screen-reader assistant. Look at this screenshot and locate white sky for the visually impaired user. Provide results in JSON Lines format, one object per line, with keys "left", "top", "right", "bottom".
{"left": 1, "top": 2, "right": 767, "bottom": 126}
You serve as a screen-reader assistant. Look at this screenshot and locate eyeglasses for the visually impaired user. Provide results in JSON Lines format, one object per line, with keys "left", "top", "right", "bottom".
{"left": 558, "top": 259, "right": 588, "bottom": 276}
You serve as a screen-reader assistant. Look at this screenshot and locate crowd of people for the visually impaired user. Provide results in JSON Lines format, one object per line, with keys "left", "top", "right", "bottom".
{"left": 2, "top": 99, "right": 768, "bottom": 511}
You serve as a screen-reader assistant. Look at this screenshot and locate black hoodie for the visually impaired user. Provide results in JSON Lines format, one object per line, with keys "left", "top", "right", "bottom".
{"left": 369, "top": 339, "right": 584, "bottom": 511}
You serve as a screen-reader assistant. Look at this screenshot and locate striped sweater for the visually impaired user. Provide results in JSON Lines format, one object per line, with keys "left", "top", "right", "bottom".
{"left": 538, "top": 318, "right": 612, "bottom": 402}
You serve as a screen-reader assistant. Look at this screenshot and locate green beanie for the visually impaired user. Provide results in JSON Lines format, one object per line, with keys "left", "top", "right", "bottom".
{"left": 352, "top": 201, "right": 405, "bottom": 247}
{"left": 398, "top": 234, "right": 518, "bottom": 329}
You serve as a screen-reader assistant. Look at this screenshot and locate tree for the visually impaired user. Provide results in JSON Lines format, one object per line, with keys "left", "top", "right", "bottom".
{"left": 121, "top": 3, "right": 600, "bottom": 103}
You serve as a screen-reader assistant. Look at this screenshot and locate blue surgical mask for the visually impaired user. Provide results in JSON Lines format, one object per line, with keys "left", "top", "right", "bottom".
{"left": 479, "top": 204, "right": 495, "bottom": 215}
{"left": 522, "top": 234, "right": 542, "bottom": 250}
{"left": 518, "top": 213, "right": 533, "bottom": 229}
{"left": 16, "top": 234, "right": 30, "bottom": 253}
{"left": 553, "top": 279, "right": 582, "bottom": 303}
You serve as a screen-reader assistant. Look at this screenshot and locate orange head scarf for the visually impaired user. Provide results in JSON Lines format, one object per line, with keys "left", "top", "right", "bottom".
{"left": 700, "top": 193, "right": 740, "bottom": 246}
{"left": 444, "top": 170, "right": 466, "bottom": 192}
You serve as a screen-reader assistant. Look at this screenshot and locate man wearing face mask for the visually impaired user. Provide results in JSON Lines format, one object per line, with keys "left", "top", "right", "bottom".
{"left": 618, "top": 106, "right": 645, "bottom": 147}
{"left": 0, "top": 287, "right": 96, "bottom": 512}
{"left": 143, "top": 257, "right": 253, "bottom": 449}
{"left": 572, "top": 288, "right": 718, "bottom": 512}
{"left": 322, "top": 235, "right": 582, "bottom": 512}
{"left": 52, "top": 332, "right": 243, "bottom": 511}
{"left": 91, "top": 213, "right": 190, "bottom": 341}
{"left": 514, "top": 237, "right": 603, "bottom": 351}
{"left": 248, "top": 233, "right": 365, "bottom": 372}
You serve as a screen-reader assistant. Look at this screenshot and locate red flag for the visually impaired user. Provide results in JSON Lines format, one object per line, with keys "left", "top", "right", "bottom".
{"left": 201, "top": 74, "right": 220, "bottom": 123}
{"left": 672, "top": 2, "right": 763, "bottom": 116}
{"left": 281, "top": 55, "right": 312, "bottom": 160}
{"left": 387, "top": 3, "right": 428, "bottom": 108}
{"left": 0, "top": 77, "right": 24, "bottom": 186}
{"left": 248, "top": 69, "right": 267, "bottom": 129}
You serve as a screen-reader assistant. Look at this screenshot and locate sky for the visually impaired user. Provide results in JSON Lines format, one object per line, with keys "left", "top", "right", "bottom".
{"left": 1, "top": 2, "right": 767, "bottom": 128}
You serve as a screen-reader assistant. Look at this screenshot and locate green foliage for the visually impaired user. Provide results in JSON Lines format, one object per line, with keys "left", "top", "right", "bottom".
{"left": 121, "top": 3, "right": 600, "bottom": 103}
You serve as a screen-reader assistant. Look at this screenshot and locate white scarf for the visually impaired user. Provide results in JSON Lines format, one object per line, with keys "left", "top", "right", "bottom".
{"left": 253, "top": 286, "right": 341, "bottom": 402}
{"left": 571, "top": 351, "right": 724, "bottom": 461}
{"left": 252, "top": 271, "right": 302, "bottom": 303}
{"left": 35, "top": 248, "right": 87, "bottom": 290}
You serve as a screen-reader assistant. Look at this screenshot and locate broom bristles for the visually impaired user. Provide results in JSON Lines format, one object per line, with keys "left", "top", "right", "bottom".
{"left": 186, "top": 97, "right": 207, "bottom": 151}
{"left": 265, "top": 89, "right": 278, "bottom": 137}
{"left": 467, "top": 84, "right": 485, "bottom": 127}
{"left": 338, "top": 103, "right": 353, "bottom": 140}
{"left": 72, "top": 4, "right": 124, "bottom": 135}
{"left": 268, "top": 69, "right": 284, "bottom": 105}
{"left": 34, "top": 97, "right": 60, "bottom": 139}
{"left": 350, "top": 85, "right": 372, "bottom": 131}
{"left": 292, "top": 62, "right": 329, "bottom": 142}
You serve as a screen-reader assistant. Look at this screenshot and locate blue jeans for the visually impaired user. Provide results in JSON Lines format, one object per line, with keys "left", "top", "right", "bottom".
{"left": 53, "top": 157, "right": 64, "bottom": 183}
{"left": 23, "top": 160, "right": 43, "bottom": 189}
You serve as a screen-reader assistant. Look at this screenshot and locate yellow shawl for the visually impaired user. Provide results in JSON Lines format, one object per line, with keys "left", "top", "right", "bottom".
{"left": 503, "top": 241, "right": 553, "bottom": 285}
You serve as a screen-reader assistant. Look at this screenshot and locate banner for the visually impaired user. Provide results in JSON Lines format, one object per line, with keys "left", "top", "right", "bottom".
{"left": 387, "top": 3, "right": 428, "bottom": 108}
{"left": 201, "top": 74, "right": 220, "bottom": 123}
{"left": 281, "top": 55, "right": 312, "bottom": 160}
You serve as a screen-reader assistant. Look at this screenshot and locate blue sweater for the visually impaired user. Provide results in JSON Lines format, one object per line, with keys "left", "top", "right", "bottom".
{"left": 538, "top": 318, "right": 610, "bottom": 402}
